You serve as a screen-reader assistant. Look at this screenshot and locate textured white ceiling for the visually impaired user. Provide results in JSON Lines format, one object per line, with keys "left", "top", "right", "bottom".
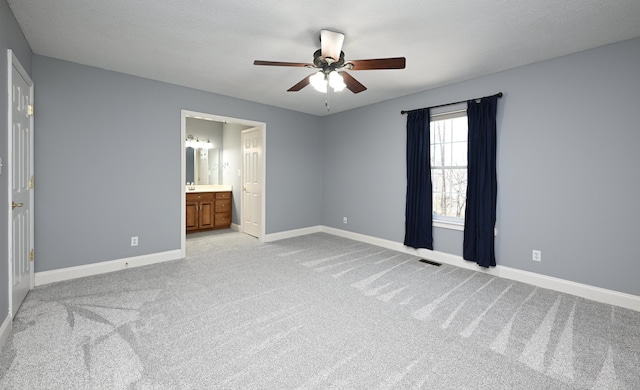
{"left": 8, "top": 0, "right": 640, "bottom": 116}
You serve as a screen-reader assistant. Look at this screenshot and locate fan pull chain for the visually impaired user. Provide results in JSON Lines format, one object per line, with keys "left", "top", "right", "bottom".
{"left": 325, "top": 89, "right": 330, "bottom": 112}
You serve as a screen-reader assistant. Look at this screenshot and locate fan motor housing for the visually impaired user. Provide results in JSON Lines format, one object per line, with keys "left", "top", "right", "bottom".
{"left": 313, "top": 49, "right": 346, "bottom": 72}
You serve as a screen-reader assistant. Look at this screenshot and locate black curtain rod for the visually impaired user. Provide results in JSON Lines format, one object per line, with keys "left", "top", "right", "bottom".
{"left": 400, "top": 92, "right": 503, "bottom": 115}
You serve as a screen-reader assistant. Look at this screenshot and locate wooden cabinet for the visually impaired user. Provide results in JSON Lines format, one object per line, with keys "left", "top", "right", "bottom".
{"left": 214, "top": 192, "right": 232, "bottom": 228}
{"left": 186, "top": 191, "right": 232, "bottom": 232}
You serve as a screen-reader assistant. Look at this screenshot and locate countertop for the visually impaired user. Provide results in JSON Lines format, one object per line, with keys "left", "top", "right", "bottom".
{"left": 186, "top": 185, "right": 232, "bottom": 193}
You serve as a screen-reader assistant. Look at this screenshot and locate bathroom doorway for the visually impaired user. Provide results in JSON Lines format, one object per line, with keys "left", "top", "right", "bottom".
{"left": 180, "top": 110, "right": 266, "bottom": 257}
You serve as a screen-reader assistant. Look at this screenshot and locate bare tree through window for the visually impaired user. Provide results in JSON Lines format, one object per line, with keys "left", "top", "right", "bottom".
{"left": 430, "top": 113, "right": 467, "bottom": 221}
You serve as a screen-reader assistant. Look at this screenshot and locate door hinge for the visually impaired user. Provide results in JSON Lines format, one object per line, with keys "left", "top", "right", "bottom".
{"left": 29, "top": 176, "right": 34, "bottom": 189}
{"left": 29, "top": 249, "right": 34, "bottom": 262}
{"left": 27, "top": 105, "right": 34, "bottom": 117}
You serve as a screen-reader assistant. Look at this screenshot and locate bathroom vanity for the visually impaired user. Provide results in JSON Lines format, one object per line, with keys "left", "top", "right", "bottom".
{"left": 186, "top": 186, "right": 232, "bottom": 232}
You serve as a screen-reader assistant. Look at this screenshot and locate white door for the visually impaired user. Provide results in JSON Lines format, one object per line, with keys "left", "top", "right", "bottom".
{"left": 9, "top": 51, "right": 34, "bottom": 317}
{"left": 241, "top": 127, "right": 262, "bottom": 238}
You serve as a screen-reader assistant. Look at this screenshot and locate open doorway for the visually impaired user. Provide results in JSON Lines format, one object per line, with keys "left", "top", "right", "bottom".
{"left": 180, "top": 110, "right": 266, "bottom": 258}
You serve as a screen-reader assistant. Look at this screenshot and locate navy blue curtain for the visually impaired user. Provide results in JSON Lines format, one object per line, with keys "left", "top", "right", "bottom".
{"left": 404, "top": 108, "right": 433, "bottom": 249}
{"left": 463, "top": 96, "right": 498, "bottom": 267}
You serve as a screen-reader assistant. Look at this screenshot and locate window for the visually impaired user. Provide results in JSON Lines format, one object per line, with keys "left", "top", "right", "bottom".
{"left": 430, "top": 110, "right": 468, "bottom": 225}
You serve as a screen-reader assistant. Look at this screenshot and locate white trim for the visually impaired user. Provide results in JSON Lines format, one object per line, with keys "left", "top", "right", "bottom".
{"left": 180, "top": 112, "right": 187, "bottom": 259}
{"left": 6, "top": 50, "right": 10, "bottom": 321}
{"left": 34, "top": 250, "right": 183, "bottom": 286}
{"left": 433, "top": 220, "right": 464, "bottom": 231}
{"left": 263, "top": 226, "right": 322, "bottom": 243}
{"left": 267, "top": 225, "right": 640, "bottom": 312}
{"left": 0, "top": 312, "right": 11, "bottom": 352}
{"left": 432, "top": 221, "right": 498, "bottom": 236}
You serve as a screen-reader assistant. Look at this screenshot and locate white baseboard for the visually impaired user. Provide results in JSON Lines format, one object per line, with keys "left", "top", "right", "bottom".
{"left": 30, "top": 226, "right": 640, "bottom": 312}
{"left": 0, "top": 312, "right": 11, "bottom": 352}
{"left": 35, "top": 249, "right": 183, "bottom": 286}
{"left": 267, "top": 225, "right": 640, "bottom": 312}
{"left": 264, "top": 225, "right": 322, "bottom": 243}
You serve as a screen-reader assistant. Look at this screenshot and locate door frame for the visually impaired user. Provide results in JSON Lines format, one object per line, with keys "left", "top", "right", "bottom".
{"left": 180, "top": 110, "right": 266, "bottom": 257}
{"left": 6, "top": 49, "right": 35, "bottom": 316}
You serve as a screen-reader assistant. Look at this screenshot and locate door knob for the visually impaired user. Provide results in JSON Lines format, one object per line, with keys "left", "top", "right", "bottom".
{"left": 12, "top": 201, "right": 24, "bottom": 209}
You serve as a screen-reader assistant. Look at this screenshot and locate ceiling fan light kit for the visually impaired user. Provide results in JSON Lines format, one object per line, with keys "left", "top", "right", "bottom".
{"left": 254, "top": 29, "right": 406, "bottom": 97}
{"left": 328, "top": 71, "right": 346, "bottom": 92}
{"left": 309, "top": 71, "right": 328, "bottom": 93}
{"left": 310, "top": 70, "right": 346, "bottom": 93}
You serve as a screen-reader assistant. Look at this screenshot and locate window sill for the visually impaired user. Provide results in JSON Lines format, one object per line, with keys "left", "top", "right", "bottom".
{"left": 433, "top": 220, "right": 464, "bottom": 231}
{"left": 433, "top": 221, "right": 498, "bottom": 236}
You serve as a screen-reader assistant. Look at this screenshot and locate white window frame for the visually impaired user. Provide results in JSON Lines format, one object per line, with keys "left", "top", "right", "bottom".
{"left": 430, "top": 108, "right": 467, "bottom": 231}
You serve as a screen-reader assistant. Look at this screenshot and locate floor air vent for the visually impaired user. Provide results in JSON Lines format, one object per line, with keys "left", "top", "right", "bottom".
{"left": 419, "top": 259, "right": 442, "bottom": 267}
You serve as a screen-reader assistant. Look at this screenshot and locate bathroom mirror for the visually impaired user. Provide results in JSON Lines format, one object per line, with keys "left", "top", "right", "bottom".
{"left": 186, "top": 147, "right": 221, "bottom": 185}
{"left": 185, "top": 117, "right": 224, "bottom": 186}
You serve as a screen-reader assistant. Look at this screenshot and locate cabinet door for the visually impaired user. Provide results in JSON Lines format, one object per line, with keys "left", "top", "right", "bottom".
{"left": 186, "top": 201, "right": 199, "bottom": 231}
{"left": 199, "top": 200, "right": 215, "bottom": 229}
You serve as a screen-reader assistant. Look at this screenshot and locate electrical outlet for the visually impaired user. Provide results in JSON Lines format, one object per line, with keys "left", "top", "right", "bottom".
{"left": 131, "top": 236, "right": 138, "bottom": 247}
{"left": 343, "top": 217, "right": 348, "bottom": 224}
{"left": 532, "top": 250, "right": 541, "bottom": 262}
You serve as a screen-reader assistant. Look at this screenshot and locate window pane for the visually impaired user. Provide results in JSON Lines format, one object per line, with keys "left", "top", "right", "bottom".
{"left": 445, "top": 192, "right": 466, "bottom": 218}
{"left": 446, "top": 168, "right": 467, "bottom": 192}
{"left": 430, "top": 113, "right": 468, "bottom": 221}
{"left": 432, "top": 143, "right": 443, "bottom": 166}
{"left": 431, "top": 169, "right": 445, "bottom": 193}
{"left": 458, "top": 194, "right": 467, "bottom": 218}
{"left": 433, "top": 191, "right": 467, "bottom": 219}
{"left": 451, "top": 117, "right": 468, "bottom": 142}
{"left": 444, "top": 143, "right": 452, "bottom": 166}
{"left": 432, "top": 122, "right": 448, "bottom": 143}
{"left": 443, "top": 121, "right": 451, "bottom": 143}
{"left": 433, "top": 193, "right": 445, "bottom": 216}
{"left": 430, "top": 144, "right": 435, "bottom": 166}
{"left": 451, "top": 142, "right": 467, "bottom": 166}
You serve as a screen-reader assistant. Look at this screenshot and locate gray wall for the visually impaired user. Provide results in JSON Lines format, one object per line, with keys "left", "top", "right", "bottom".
{"left": 32, "top": 55, "right": 324, "bottom": 272}
{"left": 322, "top": 37, "right": 640, "bottom": 296}
{"left": 185, "top": 117, "right": 223, "bottom": 145}
{"left": 1, "top": 0, "right": 32, "bottom": 322}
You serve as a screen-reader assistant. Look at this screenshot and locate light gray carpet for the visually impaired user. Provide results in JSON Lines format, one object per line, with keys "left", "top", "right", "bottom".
{"left": 1, "top": 231, "right": 639, "bottom": 389}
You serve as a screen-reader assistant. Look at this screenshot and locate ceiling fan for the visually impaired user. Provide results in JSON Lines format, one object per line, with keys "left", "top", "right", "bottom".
{"left": 253, "top": 30, "right": 406, "bottom": 94}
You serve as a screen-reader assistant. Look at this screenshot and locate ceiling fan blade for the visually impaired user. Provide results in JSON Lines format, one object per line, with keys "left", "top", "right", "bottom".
{"left": 254, "top": 60, "right": 312, "bottom": 67}
{"left": 320, "top": 30, "right": 345, "bottom": 62}
{"left": 339, "top": 71, "right": 367, "bottom": 94}
{"left": 347, "top": 57, "right": 406, "bottom": 70}
{"left": 287, "top": 75, "right": 311, "bottom": 92}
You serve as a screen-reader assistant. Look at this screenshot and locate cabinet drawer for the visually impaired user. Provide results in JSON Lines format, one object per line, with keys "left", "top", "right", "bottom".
{"left": 215, "top": 191, "right": 231, "bottom": 200}
{"left": 215, "top": 200, "right": 231, "bottom": 212}
{"left": 186, "top": 192, "right": 214, "bottom": 202}
{"left": 215, "top": 213, "right": 231, "bottom": 227}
